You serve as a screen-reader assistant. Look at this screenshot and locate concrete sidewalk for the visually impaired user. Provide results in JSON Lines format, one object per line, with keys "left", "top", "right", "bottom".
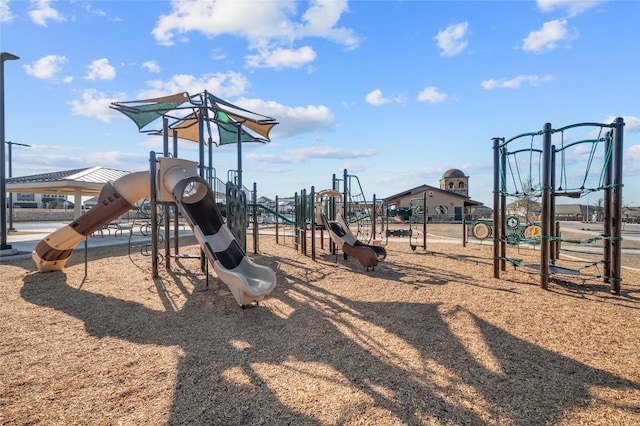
{"left": 1, "top": 222, "right": 194, "bottom": 262}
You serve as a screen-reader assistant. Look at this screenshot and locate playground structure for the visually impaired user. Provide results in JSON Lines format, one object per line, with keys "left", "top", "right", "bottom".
{"left": 32, "top": 90, "right": 281, "bottom": 307}
{"left": 316, "top": 189, "right": 386, "bottom": 270}
{"left": 492, "top": 118, "right": 624, "bottom": 294}
{"left": 32, "top": 160, "right": 384, "bottom": 298}
{"left": 466, "top": 216, "right": 541, "bottom": 247}
{"left": 332, "top": 169, "right": 375, "bottom": 244}
{"left": 247, "top": 169, "right": 386, "bottom": 270}
{"left": 32, "top": 157, "right": 277, "bottom": 307}
{"left": 381, "top": 194, "right": 431, "bottom": 251}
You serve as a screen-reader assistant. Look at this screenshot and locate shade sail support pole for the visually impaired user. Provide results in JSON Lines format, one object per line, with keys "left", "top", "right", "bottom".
{"left": 162, "top": 117, "right": 171, "bottom": 271}
{"left": 237, "top": 121, "right": 242, "bottom": 190}
{"left": 204, "top": 90, "right": 214, "bottom": 187}
{"left": 198, "top": 108, "right": 205, "bottom": 179}
{"left": 150, "top": 150, "right": 159, "bottom": 278}
{"left": 173, "top": 131, "right": 180, "bottom": 255}
{"left": 197, "top": 107, "right": 206, "bottom": 272}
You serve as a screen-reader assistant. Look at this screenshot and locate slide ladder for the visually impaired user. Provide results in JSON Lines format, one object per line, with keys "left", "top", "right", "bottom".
{"left": 336, "top": 172, "right": 373, "bottom": 244}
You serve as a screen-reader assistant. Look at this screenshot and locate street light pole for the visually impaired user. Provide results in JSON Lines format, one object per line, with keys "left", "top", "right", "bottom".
{"left": 1, "top": 52, "right": 20, "bottom": 251}
{"left": 6, "top": 141, "right": 31, "bottom": 231}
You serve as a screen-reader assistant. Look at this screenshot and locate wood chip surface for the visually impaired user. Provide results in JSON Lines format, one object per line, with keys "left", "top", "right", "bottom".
{"left": 1, "top": 233, "right": 639, "bottom": 425}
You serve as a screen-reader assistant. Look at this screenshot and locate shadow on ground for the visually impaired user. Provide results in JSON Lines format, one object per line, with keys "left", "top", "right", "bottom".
{"left": 20, "top": 250, "right": 640, "bottom": 424}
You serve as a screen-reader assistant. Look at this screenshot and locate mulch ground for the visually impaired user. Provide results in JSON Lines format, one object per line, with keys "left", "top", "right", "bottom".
{"left": 1, "top": 234, "right": 639, "bottom": 425}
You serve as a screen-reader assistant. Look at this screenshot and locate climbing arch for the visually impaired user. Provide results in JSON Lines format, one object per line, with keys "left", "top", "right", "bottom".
{"left": 492, "top": 118, "right": 624, "bottom": 294}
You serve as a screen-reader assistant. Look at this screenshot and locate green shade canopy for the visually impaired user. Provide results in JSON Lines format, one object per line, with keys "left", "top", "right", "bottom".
{"left": 110, "top": 91, "right": 278, "bottom": 145}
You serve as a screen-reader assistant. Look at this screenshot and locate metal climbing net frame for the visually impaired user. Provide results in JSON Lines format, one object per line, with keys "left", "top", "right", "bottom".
{"left": 492, "top": 118, "right": 625, "bottom": 294}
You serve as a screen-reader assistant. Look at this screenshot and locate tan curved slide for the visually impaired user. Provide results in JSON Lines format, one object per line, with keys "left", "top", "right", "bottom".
{"left": 322, "top": 213, "right": 386, "bottom": 269}
{"left": 32, "top": 171, "right": 150, "bottom": 272}
{"left": 32, "top": 161, "right": 276, "bottom": 306}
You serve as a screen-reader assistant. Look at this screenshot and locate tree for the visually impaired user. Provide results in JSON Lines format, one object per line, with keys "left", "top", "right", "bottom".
{"left": 518, "top": 177, "right": 540, "bottom": 222}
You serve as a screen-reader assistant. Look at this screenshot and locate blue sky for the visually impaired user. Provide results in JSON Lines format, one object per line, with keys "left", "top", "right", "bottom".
{"left": 1, "top": 0, "right": 639, "bottom": 207}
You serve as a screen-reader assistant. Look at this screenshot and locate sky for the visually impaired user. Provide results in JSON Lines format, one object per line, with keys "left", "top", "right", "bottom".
{"left": 1, "top": 0, "right": 639, "bottom": 207}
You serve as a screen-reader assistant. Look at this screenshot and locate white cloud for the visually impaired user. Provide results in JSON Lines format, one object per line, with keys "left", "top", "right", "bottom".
{"left": 69, "top": 89, "right": 127, "bottom": 122}
{"left": 364, "top": 89, "right": 405, "bottom": 106}
{"left": 434, "top": 22, "right": 469, "bottom": 57}
{"left": 416, "top": 86, "right": 450, "bottom": 103}
{"left": 24, "top": 144, "right": 83, "bottom": 153}
{"left": 14, "top": 150, "right": 149, "bottom": 175}
{"left": 365, "top": 89, "right": 392, "bottom": 106}
{"left": 141, "top": 60, "right": 161, "bottom": 73}
{"left": 290, "top": 146, "right": 376, "bottom": 160}
{"left": 521, "top": 19, "right": 577, "bottom": 52}
{"left": 84, "top": 58, "right": 116, "bottom": 81}
{"left": 84, "top": 151, "right": 148, "bottom": 166}
{"left": 138, "top": 71, "right": 249, "bottom": 100}
{"left": 1, "top": 0, "right": 14, "bottom": 23}
{"left": 572, "top": 143, "right": 594, "bottom": 158}
{"left": 604, "top": 115, "right": 640, "bottom": 133}
{"left": 245, "top": 46, "right": 317, "bottom": 69}
{"left": 481, "top": 74, "right": 553, "bottom": 89}
{"left": 18, "top": 149, "right": 148, "bottom": 173}
{"left": 245, "top": 153, "right": 292, "bottom": 164}
{"left": 536, "top": 0, "right": 607, "bottom": 17}
{"left": 152, "top": 0, "right": 289, "bottom": 45}
{"left": 296, "top": 0, "right": 360, "bottom": 49}
{"left": 235, "top": 98, "right": 335, "bottom": 139}
{"left": 82, "top": 2, "right": 106, "bottom": 17}
{"left": 248, "top": 146, "right": 376, "bottom": 164}
{"left": 151, "top": 0, "right": 360, "bottom": 69}
{"left": 23, "top": 54, "right": 67, "bottom": 80}
{"left": 28, "top": 0, "right": 65, "bottom": 26}
{"left": 628, "top": 145, "right": 640, "bottom": 161}
{"left": 584, "top": 116, "right": 640, "bottom": 138}
{"left": 211, "top": 48, "right": 226, "bottom": 61}
{"left": 340, "top": 161, "right": 372, "bottom": 173}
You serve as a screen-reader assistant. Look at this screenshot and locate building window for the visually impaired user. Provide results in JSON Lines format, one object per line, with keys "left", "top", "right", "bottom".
{"left": 448, "top": 182, "right": 454, "bottom": 189}
{"left": 459, "top": 182, "right": 465, "bottom": 189}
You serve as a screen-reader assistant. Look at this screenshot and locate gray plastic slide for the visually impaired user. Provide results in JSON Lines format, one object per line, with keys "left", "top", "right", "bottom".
{"left": 171, "top": 175, "right": 276, "bottom": 306}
